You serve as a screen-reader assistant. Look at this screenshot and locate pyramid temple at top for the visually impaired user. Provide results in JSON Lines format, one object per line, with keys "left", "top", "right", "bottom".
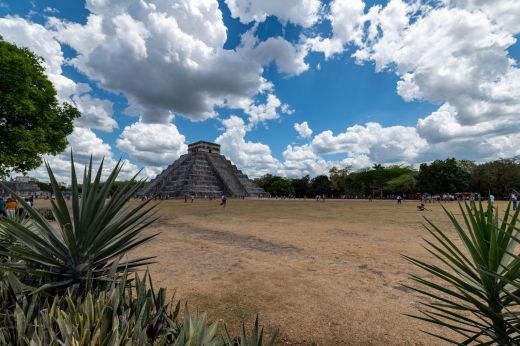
{"left": 139, "top": 141, "right": 268, "bottom": 198}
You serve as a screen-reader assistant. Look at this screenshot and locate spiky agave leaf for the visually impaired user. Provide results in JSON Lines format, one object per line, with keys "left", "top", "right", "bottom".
{"left": 404, "top": 199, "right": 520, "bottom": 344}
{"left": 173, "top": 303, "right": 220, "bottom": 346}
{"left": 222, "top": 315, "right": 278, "bottom": 346}
{"left": 0, "top": 271, "right": 181, "bottom": 345}
{"left": 0, "top": 153, "right": 159, "bottom": 293}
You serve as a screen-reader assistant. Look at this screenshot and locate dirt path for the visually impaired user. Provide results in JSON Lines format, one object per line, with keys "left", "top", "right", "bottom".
{"left": 130, "top": 199, "right": 500, "bottom": 345}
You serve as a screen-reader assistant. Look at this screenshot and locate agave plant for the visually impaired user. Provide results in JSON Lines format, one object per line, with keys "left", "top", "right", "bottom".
{"left": 0, "top": 270, "right": 180, "bottom": 345}
{"left": 222, "top": 315, "right": 278, "bottom": 346}
{"left": 0, "top": 154, "right": 158, "bottom": 292}
{"left": 405, "top": 200, "right": 520, "bottom": 344}
{"left": 173, "top": 307, "right": 278, "bottom": 346}
{"left": 172, "top": 304, "right": 220, "bottom": 346}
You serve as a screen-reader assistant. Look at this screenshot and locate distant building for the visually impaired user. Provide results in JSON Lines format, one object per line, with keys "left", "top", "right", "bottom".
{"left": 14, "top": 176, "right": 36, "bottom": 183}
{"left": 1, "top": 176, "right": 43, "bottom": 198}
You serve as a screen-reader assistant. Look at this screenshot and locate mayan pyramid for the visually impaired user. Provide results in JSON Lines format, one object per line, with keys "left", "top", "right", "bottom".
{"left": 140, "top": 141, "right": 268, "bottom": 198}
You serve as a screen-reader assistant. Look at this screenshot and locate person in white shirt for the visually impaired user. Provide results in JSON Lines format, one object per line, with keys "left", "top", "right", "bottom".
{"left": 489, "top": 194, "right": 495, "bottom": 210}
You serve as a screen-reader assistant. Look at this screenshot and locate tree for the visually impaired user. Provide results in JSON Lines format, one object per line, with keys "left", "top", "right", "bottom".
{"left": 418, "top": 158, "right": 470, "bottom": 193}
{"left": 0, "top": 37, "right": 79, "bottom": 177}
{"left": 253, "top": 174, "right": 276, "bottom": 190}
{"left": 267, "top": 178, "right": 294, "bottom": 196}
{"left": 291, "top": 175, "right": 311, "bottom": 197}
{"left": 311, "top": 175, "right": 331, "bottom": 196}
{"left": 384, "top": 173, "right": 417, "bottom": 194}
{"left": 36, "top": 181, "right": 52, "bottom": 192}
{"left": 471, "top": 159, "right": 520, "bottom": 197}
{"left": 329, "top": 166, "right": 350, "bottom": 195}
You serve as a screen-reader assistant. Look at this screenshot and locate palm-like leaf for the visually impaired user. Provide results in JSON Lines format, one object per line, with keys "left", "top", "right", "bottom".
{"left": 404, "top": 200, "right": 520, "bottom": 344}
{"left": 0, "top": 153, "right": 158, "bottom": 293}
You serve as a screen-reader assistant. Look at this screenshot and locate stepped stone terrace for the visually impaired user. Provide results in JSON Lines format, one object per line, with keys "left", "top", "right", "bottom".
{"left": 140, "top": 141, "right": 268, "bottom": 198}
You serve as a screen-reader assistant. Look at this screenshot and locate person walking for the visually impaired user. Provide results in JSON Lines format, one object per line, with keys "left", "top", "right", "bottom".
{"left": 397, "top": 195, "right": 402, "bottom": 205}
{"left": 5, "top": 197, "right": 17, "bottom": 217}
{"left": 512, "top": 192, "right": 517, "bottom": 211}
{"left": 469, "top": 193, "right": 476, "bottom": 210}
{"left": 191, "top": 194, "right": 195, "bottom": 203}
{"left": 0, "top": 197, "right": 6, "bottom": 217}
{"left": 220, "top": 194, "right": 227, "bottom": 208}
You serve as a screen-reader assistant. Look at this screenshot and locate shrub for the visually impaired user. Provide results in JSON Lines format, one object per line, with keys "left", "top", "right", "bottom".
{"left": 33, "top": 207, "right": 55, "bottom": 221}
{"left": 405, "top": 200, "right": 520, "bottom": 344}
{"left": 0, "top": 270, "right": 276, "bottom": 345}
{"left": 0, "top": 155, "right": 158, "bottom": 293}
{"left": 0, "top": 271, "right": 180, "bottom": 345}
{"left": 222, "top": 315, "right": 278, "bottom": 346}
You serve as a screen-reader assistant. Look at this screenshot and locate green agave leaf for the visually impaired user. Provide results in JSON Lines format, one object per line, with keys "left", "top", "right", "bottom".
{"left": 405, "top": 200, "right": 520, "bottom": 344}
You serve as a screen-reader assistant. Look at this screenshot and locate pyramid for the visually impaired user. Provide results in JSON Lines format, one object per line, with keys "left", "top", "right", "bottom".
{"left": 140, "top": 141, "right": 268, "bottom": 198}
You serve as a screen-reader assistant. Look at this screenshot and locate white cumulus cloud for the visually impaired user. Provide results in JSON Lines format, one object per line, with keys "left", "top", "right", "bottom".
{"left": 116, "top": 122, "right": 187, "bottom": 167}
{"left": 224, "top": 0, "right": 321, "bottom": 27}
{"left": 215, "top": 116, "right": 282, "bottom": 177}
{"left": 47, "top": 0, "right": 303, "bottom": 123}
{"left": 294, "top": 121, "right": 313, "bottom": 139}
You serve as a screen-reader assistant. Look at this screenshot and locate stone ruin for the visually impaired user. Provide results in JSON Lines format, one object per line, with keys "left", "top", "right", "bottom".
{"left": 0, "top": 176, "right": 42, "bottom": 198}
{"left": 139, "top": 141, "right": 268, "bottom": 198}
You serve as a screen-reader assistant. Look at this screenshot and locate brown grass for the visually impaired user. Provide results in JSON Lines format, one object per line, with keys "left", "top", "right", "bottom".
{"left": 38, "top": 198, "right": 506, "bottom": 345}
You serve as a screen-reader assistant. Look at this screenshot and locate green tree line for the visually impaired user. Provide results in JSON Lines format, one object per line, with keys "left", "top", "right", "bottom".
{"left": 254, "top": 158, "right": 520, "bottom": 198}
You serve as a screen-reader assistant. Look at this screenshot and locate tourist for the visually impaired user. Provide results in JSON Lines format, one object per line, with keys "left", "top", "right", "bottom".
{"left": 469, "top": 193, "right": 476, "bottom": 210}
{"left": 483, "top": 194, "right": 496, "bottom": 217}
{"left": 397, "top": 195, "right": 402, "bottom": 205}
{"left": 220, "top": 194, "right": 227, "bottom": 208}
{"left": 0, "top": 197, "right": 5, "bottom": 217}
{"left": 6, "top": 197, "right": 17, "bottom": 217}
{"left": 512, "top": 192, "right": 518, "bottom": 211}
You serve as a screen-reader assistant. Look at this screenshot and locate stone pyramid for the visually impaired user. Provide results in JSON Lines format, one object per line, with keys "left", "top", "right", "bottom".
{"left": 140, "top": 141, "right": 268, "bottom": 198}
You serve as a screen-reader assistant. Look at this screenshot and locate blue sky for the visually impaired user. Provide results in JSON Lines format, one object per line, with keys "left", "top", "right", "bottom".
{"left": 1, "top": 0, "right": 519, "bottom": 181}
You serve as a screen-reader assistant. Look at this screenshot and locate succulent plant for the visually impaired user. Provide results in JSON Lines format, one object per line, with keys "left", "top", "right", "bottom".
{"left": 0, "top": 154, "right": 158, "bottom": 293}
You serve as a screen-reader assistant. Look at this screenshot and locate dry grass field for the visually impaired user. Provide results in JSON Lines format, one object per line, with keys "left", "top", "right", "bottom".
{"left": 37, "top": 198, "right": 507, "bottom": 345}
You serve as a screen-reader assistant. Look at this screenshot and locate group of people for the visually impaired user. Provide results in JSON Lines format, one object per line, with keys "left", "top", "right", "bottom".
{"left": 184, "top": 194, "right": 227, "bottom": 208}
{"left": 315, "top": 194, "right": 326, "bottom": 202}
{"left": 0, "top": 197, "right": 17, "bottom": 216}
{"left": 0, "top": 196, "right": 34, "bottom": 217}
